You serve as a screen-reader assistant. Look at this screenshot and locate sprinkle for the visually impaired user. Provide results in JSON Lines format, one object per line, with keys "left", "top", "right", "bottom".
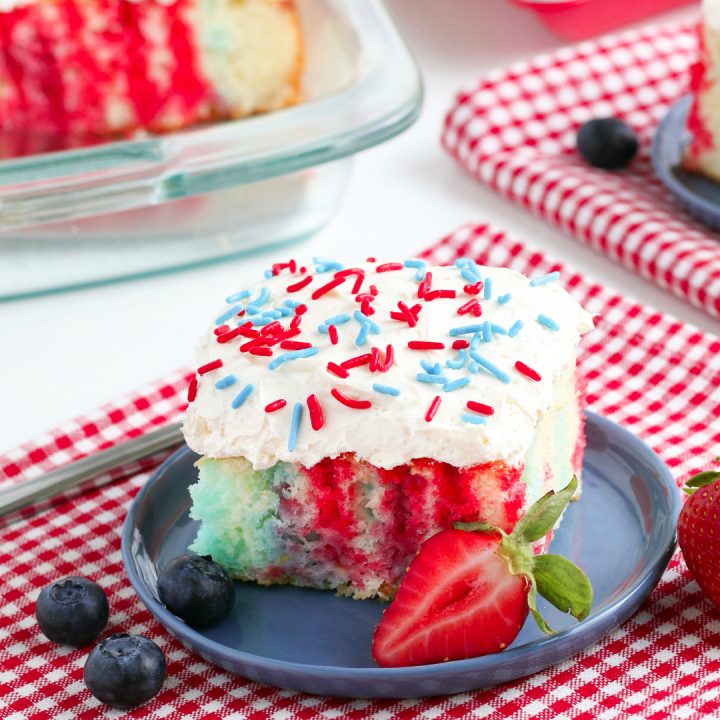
{"left": 482, "top": 321, "right": 492, "bottom": 342}
{"left": 187, "top": 377, "right": 198, "bottom": 402}
{"left": 215, "top": 374, "right": 237, "bottom": 390}
{"left": 336, "top": 268, "right": 366, "bottom": 294}
{"left": 490, "top": 323, "right": 507, "bottom": 335}
{"left": 372, "top": 344, "right": 394, "bottom": 372}
{"left": 452, "top": 339, "right": 470, "bottom": 350}
{"left": 356, "top": 324, "right": 369, "bottom": 347}
{"left": 277, "top": 306, "right": 294, "bottom": 317}
{"left": 248, "top": 347, "right": 273, "bottom": 357}
{"left": 470, "top": 332, "right": 482, "bottom": 350}
{"left": 214, "top": 324, "right": 230, "bottom": 336}
{"left": 530, "top": 271, "right": 561, "bottom": 287}
{"left": 280, "top": 340, "right": 313, "bottom": 350}
{"left": 238, "top": 323, "right": 260, "bottom": 339}
{"left": 262, "top": 310, "right": 283, "bottom": 320}
{"left": 287, "top": 275, "right": 313, "bottom": 293}
{"left": 231, "top": 384, "right": 255, "bottom": 409}
{"left": 247, "top": 287, "right": 270, "bottom": 312}
{"left": 264, "top": 269, "right": 273, "bottom": 279}
{"left": 424, "top": 289, "right": 457, "bottom": 301}
{"left": 324, "top": 313, "right": 351, "bottom": 327}
{"left": 265, "top": 399, "right": 287, "bottom": 413}
{"left": 468, "top": 361, "right": 480, "bottom": 373}
{"left": 463, "top": 282, "right": 483, "bottom": 295}
{"left": 341, "top": 353, "right": 372, "bottom": 369}
{"left": 515, "top": 361, "right": 542, "bottom": 381}
{"left": 226, "top": 290, "right": 251, "bottom": 303}
{"left": 216, "top": 327, "right": 244, "bottom": 344}
{"left": 328, "top": 325, "right": 339, "bottom": 345}
{"left": 366, "top": 257, "right": 376, "bottom": 262}
{"left": 353, "top": 310, "right": 381, "bottom": 334}
{"left": 373, "top": 383, "right": 401, "bottom": 397}
{"left": 408, "top": 341, "right": 445, "bottom": 350}
{"left": 469, "top": 352, "right": 511, "bottom": 383}
{"left": 461, "top": 267, "right": 482, "bottom": 285}
{"left": 295, "top": 304, "right": 308, "bottom": 315}
{"left": 288, "top": 402, "right": 303, "bottom": 451}
{"left": 197, "top": 359, "right": 223, "bottom": 375}
{"left": 446, "top": 350, "right": 467, "bottom": 369}
{"left": 449, "top": 324, "right": 484, "bottom": 337}
{"left": 216, "top": 304, "right": 244, "bottom": 325}
{"left": 390, "top": 301, "right": 420, "bottom": 327}
{"left": 462, "top": 413, "right": 487, "bottom": 425}
{"left": 313, "top": 257, "right": 344, "bottom": 273}
{"left": 425, "top": 395, "right": 442, "bottom": 422}
{"left": 284, "top": 299, "right": 301, "bottom": 308}
{"left": 418, "top": 271, "right": 432, "bottom": 298}
{"left": 497, "top": 293, "right": 512, "bottom": 305}
{"left": 312, "top": 276, "right": 346, "bottom": 300}
{"left": 327, "top": 362, "right": 350, "bottom": 378}
{"left": 268, "top": 347, "right": 319, "bottom": 370}
{"left": 443, "top": 377, "right": 471, "bottom": 392}
{"left": 508, "top": 320, "right": 524, "bottom": 337}
{"left": 537, "top": 314, "right": 560, "bottom": 331}
{"left": 404, "top": 258, "right": 427, "bottom": 280}
{"left": 331, "top": 388, "right": 372, "bottom": 409}
{"left": 416, "top": 373, "right": 448, "bottom": 384}
{"left": 272, "top": 260, "right": 297, "bottom": 276}
{"left": 457, "top": 299, "right": 482, "bottom": 317}
{"left": 251, "top": 316, "right": 275, "bottom": 326}
{"left": 466, "top": 401, "right": 494, "bottom": 415}
{"left": 376, "top": 262, "right": 404, "bottom": 273}
{"left": 484, "top": 278, "right": 493, "bottom": 300}
{"left": 307, "top": 394, "right": 324, "bottom": 430}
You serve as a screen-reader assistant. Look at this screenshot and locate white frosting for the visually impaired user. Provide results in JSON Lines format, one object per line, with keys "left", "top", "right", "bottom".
{"left": 183, "top": 261, "right": 594, "bottom": 470}
{"left": 706, "top": 0, "right": 720, "bottom": 33}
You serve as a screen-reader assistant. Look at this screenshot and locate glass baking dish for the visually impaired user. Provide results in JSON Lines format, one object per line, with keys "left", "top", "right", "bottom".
{"left": 0, "top": 0, "right": 421, "bottom": 300}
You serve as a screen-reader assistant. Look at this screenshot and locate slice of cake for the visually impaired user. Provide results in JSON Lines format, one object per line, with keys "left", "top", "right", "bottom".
{"left": 0, "top": 0, "right": 303, "bottom": 138}
{"left": 183, "top": 258, "right": 594, "bottom": 599}
{"left": 685, "top": 0, "right": 720, "bottom": 180}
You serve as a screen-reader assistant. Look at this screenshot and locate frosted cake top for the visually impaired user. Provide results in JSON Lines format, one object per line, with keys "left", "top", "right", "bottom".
{"left": 183, "top": 258, "right": 594, "bottom": 470}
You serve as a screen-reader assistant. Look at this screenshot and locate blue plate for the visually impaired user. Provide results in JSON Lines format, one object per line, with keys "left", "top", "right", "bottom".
{"left": 652, "top": 94, "right": 720, "bottom": 231}
{"left": 121, "top": 412, "right": 679, "bottom": 698}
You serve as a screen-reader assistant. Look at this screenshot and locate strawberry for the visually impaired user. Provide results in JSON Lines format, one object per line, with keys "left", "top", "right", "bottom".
{"left": 372, "top": 477, "right": 593, "bottom": 667}
{"left": 677, "top": 458, "right": 720, "bottom": 610}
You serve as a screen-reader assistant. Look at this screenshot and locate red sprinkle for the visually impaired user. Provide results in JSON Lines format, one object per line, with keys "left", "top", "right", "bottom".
{"left": 312, "top": 276, "right": 346, "bottom": 300}
{"left": 335, "top": 268, "right": 365, "bottom": 294}
{"left": 273, "top": 261, "right": 296, "bottom": 276}
{"left": 187, "top": 376, "right": 198, "bottom": 402}
{"left": 216, "top": 327, "right": 244, "bottom": 343}
{"left": 265, "top": 399, "right": 287, "bottom": 413}
{"left": 424, "top": 289, "right": 457, "bottom": 301}
{"left": 463, "top": 282, "right": 483, "bottom": 295}
{"left": 376, "top": 262, "right": 404, "bottom": 273}
{"left": 390, "top": 300, "right": 419, "bottom": 327}
{"left": 366, "top": 257, "right": 376, "bottom": 262}
{"left": 515, "top": 361, "right": 542, "bottom": 382}
{"left": 328, "top": 325, "right": 339, "bottom": 345}
{"left": 466, "top": 401, "right": 494, "bottom": 416}
{"left": 331, "top": 388, "right": 372, "bottom": 410}
{"left": 407, "top": 341, "right": 445, "bottom": 350}
{"left": 369, "top": 285, "right": 379, "bottom": 297}
{"left": 452, "top": 339, "right": 470, "bottom": 350}
{"left": 290, "top": 315, "right": 302, "bottom": 330}
{"left": 360, "top": 297, "right": 375, "bottom": 316}
{"left": 307, "top": 394, "right": 325, "bottom": 430}
{"left": 425, "top": 395, "right": 442, "bottom": 422}
{"left": 238, "top": 323, "right": 260, "bottom": 339}
{"left": 457, "top": 299, "right": 482, "bottom": 317}
{"left": 418, "top": 271, "right": 432, "bottom": 299}
{"left": 287, "top": 275, "right": 313, "bottom": 293}
{"left": 295, "top": 304, "right": 308, "bottom": 315}
{"left": 197, "top": 359, "right": 223, "bottom": 375}
{"left": 249, "top": 347, "right": 273, "bottom": 357}
{"left": 327, "top": 362, "right": 350, "bottom": 379}
{"left": 377, "top": 344, "right": 394, "bottom": 371}
{"left": 341, "top": 353, "right": 373, "bottom": 369}
{"left": 280, "top": 340, "right": 313, "bottom": 350}
{"left": 214, "top": 324, "right": 229, "bottom": 336}
{"left": 261, "top": 321, "right": 284, "bottom": 336}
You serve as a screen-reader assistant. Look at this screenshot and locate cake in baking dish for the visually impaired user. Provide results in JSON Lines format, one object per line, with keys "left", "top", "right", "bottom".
{"left": 0, "top": 0, "right": 303, "bottom": 137}
{"left": 686, "top": 0, "right": 720, "bottom": 180}
{"left": 182, "top": 258, "right": 594, "bottom": 600}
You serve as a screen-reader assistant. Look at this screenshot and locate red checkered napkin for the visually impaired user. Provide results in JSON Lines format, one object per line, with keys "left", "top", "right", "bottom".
{"left": 1, "top": 225, "right": 719, "bottom": 719}
{"left": 443, "top": 21, "right": 720, "bottom": 320}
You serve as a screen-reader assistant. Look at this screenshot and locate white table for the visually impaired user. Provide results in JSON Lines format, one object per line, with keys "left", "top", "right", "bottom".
{"left": 1, "top": 0, "right": 708, "bottom": 453}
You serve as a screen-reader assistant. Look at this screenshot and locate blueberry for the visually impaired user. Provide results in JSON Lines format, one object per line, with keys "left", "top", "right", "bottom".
{"left": 35, "top": 576, "right": 109, "bottom": 647}
{"left": 84, "top": 633, "right": 165, "bottom": 709}
{"left": 157, "top": 554, "right": 234, "bottom": 628}
{"left": 576, "top": 117, "right": 638, "bottom": 169}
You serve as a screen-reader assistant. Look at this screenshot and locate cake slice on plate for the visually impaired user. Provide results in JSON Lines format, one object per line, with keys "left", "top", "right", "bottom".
{"left": 183, "top": 258, "right": 594, "bottom": 600}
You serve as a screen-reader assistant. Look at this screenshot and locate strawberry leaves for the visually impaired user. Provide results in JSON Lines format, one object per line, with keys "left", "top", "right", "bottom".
{"left": 684, "top": 459, "right": 720, "bottom": 495}
{"left": 534, "top": 554, "right": 593, "bottom": 622}
{"left": 512, "top": 476, "right": 579, "bottom": 544}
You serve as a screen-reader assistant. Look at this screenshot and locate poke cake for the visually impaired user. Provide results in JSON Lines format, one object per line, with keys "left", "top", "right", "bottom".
{"left": 686, "top": 0, "right": 720, "bottom": 180}
{"left": 0, "top": 0, "right": 303, "bottom": 138}
{"left": 183, "top": 258, "right": 594, "bottom": 600}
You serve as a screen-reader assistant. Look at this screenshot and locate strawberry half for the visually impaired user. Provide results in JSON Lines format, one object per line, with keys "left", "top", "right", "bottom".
{"left": 372, "top": 477, "right": 593, "bottom": 667}
{"left": 678, "top": 458, "right": 720, "bottom": 610}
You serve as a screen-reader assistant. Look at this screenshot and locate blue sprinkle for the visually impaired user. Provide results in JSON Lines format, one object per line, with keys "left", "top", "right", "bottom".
{"left": 215, "top": 374, "right": 237, "bottom": 390}
{"left": 469, "top": 352, "right": 511, "bottom": 383}
{"left": 455, "top": 258, "right": 469, "bottom": 268}
{"left": 508, "top": 320, "right": 524, "bottom": 337}
{"left": 449, "top": 323, "right": 484, "bottom": 336}
{"left": 356, "top": 324, "right": 370, "bottom": 347}
{"left": 262, "top": 309, "right": 283, "bottom": 319}
{"left": 226, "top": 290, "right": 250, "bottom": 303}
{"left": 353, "top": 310, "right": 380, "bottom": 334}
{"left": 443, "top": 377, "right": 471, "bottom": 392}
{"left": 537, "top": 314, "right": 560, "bottom": 331}
{"left": 484, "top": 278, "right": 493, "bottom": 300}
{"left": 325, "top": 313, "right": 351, "bottom": 326}
{"left": 231, "top": 384, "right": 255, "bottom": 409}
{"left": 461, "top": 267, "right": 482, "bottom": 284}
{"left": 215, "top": 304, "right": 243, "bottom": 325}
{"left": 491, "top": 323, "right": 507, "bottom": 335}
{"left": 284, "top": 299, "right": 300, "bottom": 308}
{"left": 313, "top": 256, "right": 344, "bottom": 273}
{"left": 417, "top": 373, "right": 448, "bottom": 385}
{"left": 404, "top": 259, "right": 427, "bottom": 281}
{"left": 288, "top": 402, "right": 303, "bottom": 452}
{"left": 420, "top": 359, "right": 436, "bottom": 374}
{"left": 470, "top": 332, "right": 482, "bottom": 350}
{"left": 247, "top": 286, "right": 270, "bottom": 310}
{"left": 268, "top": 347, "right": 319, "bottom": 370}
{"left": 482, "top": 321, "right": 492, "bottom": 343}
{"left": 263, "top": 269, "right": 274, "bottom": 279}
{"left": 530, "top": 271, "right": 561, "bottom": 287}
{"left": 277, "top": 306, "right": 294, "bottom": 317}
{"left": 468, "top": 361, "right": 480, "bottom": 374}
{"left": 446, "top": 350, "right": 467, "bottom": 369}
{"left": 373, "top": 383, "right": 401, "bottom": 397}
{"left": 251, "top": 316, "right": 275, "bottom": 326}
{"left": 497, "top": 293, "right": 512, "bottom": 305}
{"left": 462, "top": 413, "right": 487, "bottom": 425}
{"left": 246, "top": 306, "right": 259, "bottom": 316}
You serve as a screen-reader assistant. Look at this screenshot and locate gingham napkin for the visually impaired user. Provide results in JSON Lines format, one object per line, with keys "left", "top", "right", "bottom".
{"left": 442, "top": 21, "right": 720, "bottom": 321}
{"left": 1, "top": 225, "right": 719, "bottom": 719}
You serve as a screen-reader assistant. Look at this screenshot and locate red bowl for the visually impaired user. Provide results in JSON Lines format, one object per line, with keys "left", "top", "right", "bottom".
{"left": 511, "top": 0, "right": 694, "bottom": 40}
